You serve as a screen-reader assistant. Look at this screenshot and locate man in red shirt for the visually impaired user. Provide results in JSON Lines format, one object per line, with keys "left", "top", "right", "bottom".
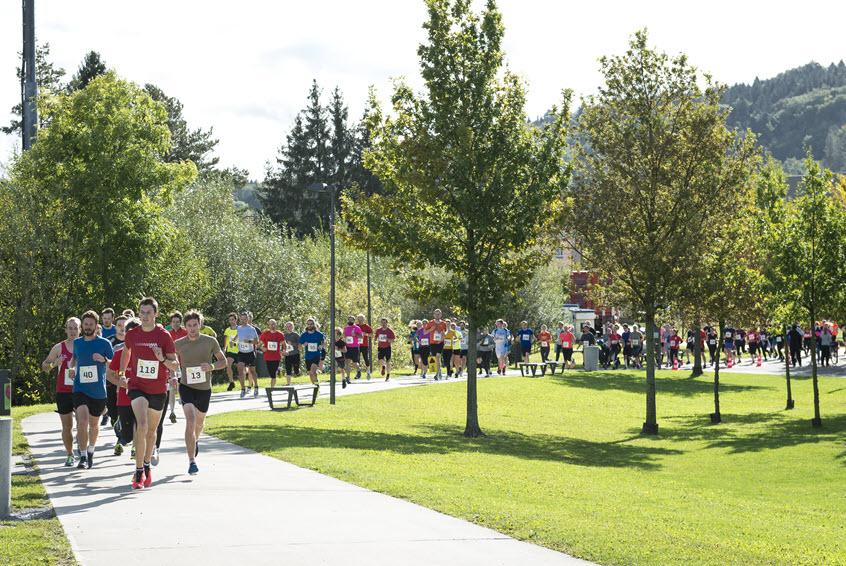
{"left": 259, "top": 319, "right": 287, "bottom": 387}
{"left": 375, "top": 317, "right": 396, "bottom": 381}
{"left": 669, "top": 328, "right": 682, "bottom": 366}
{"left": 356, "top": 313, "right": 373, "bottom": 380}
{"left": 120, "top": 297, "right": 178, "bottom": 489}
{"left": 425, "top": 309, "right": 449, "bottom": 380}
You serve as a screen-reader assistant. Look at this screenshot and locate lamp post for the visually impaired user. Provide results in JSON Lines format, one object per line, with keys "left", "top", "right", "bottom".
{"left": 308, "top": 182, "right": 337, "bottom": 404}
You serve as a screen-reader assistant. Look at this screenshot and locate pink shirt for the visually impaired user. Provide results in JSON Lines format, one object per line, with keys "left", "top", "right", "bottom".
{"left": 343, "top": 324, "right": 363, "bottom": 348}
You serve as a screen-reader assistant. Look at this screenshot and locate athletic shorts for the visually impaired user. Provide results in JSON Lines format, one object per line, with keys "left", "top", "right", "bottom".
{"left": 128, "top": 389, "right": 167, "bottom": 411}
{"left": 225, "top": 351, "right": 238, "bottom": 362}
{"left": 266, "top": 360, "right": 281, "bottom": 378}
{"left": 429, "top": 342, "right": 444, "bottom": 355}
{"left": 179, "top": 384, "right": 212, "bottom": 414}
{"left": 238, "top": 352, "right": 256, "bottom": 366}
{"left": 56, "top": 392, "right": 74, "bottom": 415}
{"left": 562, "top": 348, "right": 573, "bottom": 361}
{"left": 72, "top": 392, "right": 107, "bottom": 416}
{"left": 345, "top": 347, "right": 361, "bottom": 363}
{"left": 459, "top": 349, "right": 468, "bottom": 358}
{"left": 304, "top": 356, "right": 321, "bottom": 369}
{"left": 419, "top": 346, "right": 431, "bottom": 361}
{"left": 360, "top": 345, "right": 371, "bottom": 364}
{"left": 377, "top": 348, "right": 392, "bottom": 361}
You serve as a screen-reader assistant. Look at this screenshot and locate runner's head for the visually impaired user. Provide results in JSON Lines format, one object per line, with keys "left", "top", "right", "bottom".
{"left": 335, "top": 327, "right": 344, "bottom": 339}
{"left": 170, "top": 311, "right": 183, "bottom": 330}
{"left": 122, "top": 308, "right": 135, "bottom": 318}
{"left": 228, "top": 312, "right": 238, "bottom": 327}
{"left": 101, "top": 307, "right": 115, "bottom": 328}
{"left": 495, "top": 319, "right": 504, "bottom": 328}
{"left": 138, "top": 297, "right": 159, "bottom": 328}
{"left": 239, "top": 311, "right": 249, "bottom": 325}
{"left": 81, "top": 310, "right": 99, "bottom": 337}
{"left": 247, "top": 311, "right": 254, "bottom": 324}
{"left": 65, "top": 316, "right": 81, "bottom": 340}
{"left": 357, "top": 313, "right": 366, "bottom": 325}
{"left": 125, "top": 318, "right": 141, "bottom": 332}
{"left": 451, "top": 321, "right": 457, "bottom": 330}
{"left": 347, "top": 315, "right": 355, "bottom": 326}
{"left": 521, "top": 320, "right": 528, "bottom": 329}
{"left": 306, "top": 318, "right": 316, "bottom": 331}
{"left": 433, "top": 309, "right": 442, "bottom": 320}
{"left": 115, "top": 315, "right": 128, "bottom": 340}
{"left": 268, "top": 318, "right": 278, "bottom": 331}
{"left": 541, "top": 324, "right": 548, "bottom": 331}
{"left": 184, "top": 310, "right": 203, "bottom": 338}
{"left": 285, "top": 321, "right": 294, "bottom": 332}
{"left": 380, "top": 317, "right": 388, "bottom": 328}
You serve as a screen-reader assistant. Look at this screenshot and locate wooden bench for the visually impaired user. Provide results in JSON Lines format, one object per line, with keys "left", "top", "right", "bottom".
{"left": 518, "top": 362, "right": 548, "bottom": 377}
{"left": 265, "top": 384, "right": 320, "bottom": 410}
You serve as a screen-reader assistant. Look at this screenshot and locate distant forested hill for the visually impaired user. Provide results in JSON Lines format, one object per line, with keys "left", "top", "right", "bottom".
{"left": 723, "top": 61, "right": 846, "bottom": 172}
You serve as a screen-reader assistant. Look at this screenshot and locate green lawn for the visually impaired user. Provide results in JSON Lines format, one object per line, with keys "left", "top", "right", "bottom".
{"left": 0, "top": 404, "right": 76, "bottom": 566}
{"left": 205, "top": 370, "right": 846, "bottom": 566}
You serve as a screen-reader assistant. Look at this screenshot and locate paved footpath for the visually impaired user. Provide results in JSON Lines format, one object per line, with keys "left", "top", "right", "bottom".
{"left": 23, "top": 372, "right": 591, "bottom": 566}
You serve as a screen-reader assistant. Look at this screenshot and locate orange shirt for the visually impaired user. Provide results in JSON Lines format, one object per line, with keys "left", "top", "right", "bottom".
{"left": 538, "top": 331, "right": 552, "bottom": 346}
{"left": 426, "top": 320, "right": 448, "bottom": 344}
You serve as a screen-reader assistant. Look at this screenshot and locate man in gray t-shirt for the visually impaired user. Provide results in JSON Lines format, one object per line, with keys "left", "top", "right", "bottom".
{"left": 283, "top": 321, "right": 301, "bottom": 377}
{"left": 236, "top": 312, "right": 260, "bottom": 396}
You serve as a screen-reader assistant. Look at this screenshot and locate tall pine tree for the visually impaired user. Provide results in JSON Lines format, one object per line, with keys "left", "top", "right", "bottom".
{"left": 68, "top": 51, "right": 107, "bottom": 91}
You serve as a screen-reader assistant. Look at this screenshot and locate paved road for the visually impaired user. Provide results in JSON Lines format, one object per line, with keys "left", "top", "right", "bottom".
{"left": 22, "top": 373, "right": 590, "bottom": 566}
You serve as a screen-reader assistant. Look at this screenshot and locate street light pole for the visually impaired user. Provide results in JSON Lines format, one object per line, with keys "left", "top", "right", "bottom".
{"left": 21, "top": 0, "right": 37, "bottom": 150}
{"left": 328, "top": 185, "right": 336, "bottom": 405}
{"left": 366, "top": 252, "right": 372, "bottom": 330}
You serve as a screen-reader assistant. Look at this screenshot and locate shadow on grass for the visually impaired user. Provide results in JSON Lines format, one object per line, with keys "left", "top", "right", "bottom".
{"left": 646, "top": 412, "right": 846, "bottom": 458}
{"left": 211, "top": 423, "right": 682, "bottom": 470}
{"left": 547, "top": 371, "right": 766, "bottom": 396}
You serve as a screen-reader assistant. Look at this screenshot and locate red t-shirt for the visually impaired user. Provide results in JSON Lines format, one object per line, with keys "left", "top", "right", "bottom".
{"left": 259, "top": 330, "right": 286, "bottom": 362}
{"left": 669, "top": 335, "right": 682, "bottom": 350}
{"left": 609, "top": 333, "right": 621, "bottom": 346}
{"left": 426, "top": 320, "right": 448, "bottom": 344}
{"left": 359, "top": 324, "right": 373, "bottom": 347}
{"left": 538, "top": 331, "right": 552, "bottom": 346}
{"left": 55, "top": 341, "right": 73, "bottom": 393}
{"left": 124, "top": 325, "right": 176, "bottom": 394}
{"left": 109, "top": 353, "right": 131, "bottom": 406}
{"left": 560, "top": 332, "right": 575, "bottom": 349}
{"left": 168, "top": 327, "right": 188, "bottom": 342}
{"left": 747, "top": 332, "right": 757, "bottom": 343}
{"left": 375, "top": 327, "right": 396, "bottom": 349}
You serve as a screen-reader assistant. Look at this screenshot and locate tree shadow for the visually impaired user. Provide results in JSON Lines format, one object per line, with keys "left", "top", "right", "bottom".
{"left": 546, "top": 371, "right": 766, "bottom": 397}
{"left": 645, "top": 412, "right": 846, "bottom": 458}
{"left": 211, "top": 423, "right": 683, "bottom": 471}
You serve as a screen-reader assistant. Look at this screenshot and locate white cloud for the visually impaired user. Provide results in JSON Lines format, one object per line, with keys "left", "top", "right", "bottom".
{"left": 2, "top": 0, "right": 844, "bottom": 178}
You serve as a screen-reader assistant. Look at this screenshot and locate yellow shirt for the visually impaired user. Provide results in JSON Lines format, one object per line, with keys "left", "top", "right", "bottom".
{"left": 443, "top": 329, "right": 458, "bottom": 350}
{"left": 224, "top": 327, "right": 239, "bottom": 353}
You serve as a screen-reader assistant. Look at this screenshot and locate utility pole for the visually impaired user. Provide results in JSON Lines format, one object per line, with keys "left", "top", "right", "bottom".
{"left": 22, "top": 0, "right": 37, "bottom": 150}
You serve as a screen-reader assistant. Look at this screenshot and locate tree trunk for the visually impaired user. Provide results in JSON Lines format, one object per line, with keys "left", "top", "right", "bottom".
{"left": 692, "top": 314, "right": 703, "bottom": 377}
{"left": 464, "top": 313, "right": 484, "bottom": 437}
{"left": 711, "top": 318, "right": 723, "bottom": 423}
{"left": 810, "top": 314, "right": 822, "bottom": 427}
{"left": 784, "top": 324, "right": 794, "bottom": 410}
{"left": 642, "top": 306, "right": 659, "bottom": 435}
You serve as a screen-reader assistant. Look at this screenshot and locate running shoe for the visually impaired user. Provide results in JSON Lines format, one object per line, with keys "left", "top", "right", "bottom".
{"left": 151, "top": 448, "right": 159, "bottom": 466}
{"left": 130, "top": 447, "right": 136, "bottom": 458}
{"left": 86, "top": 453, "right": 94, "bottom": 468}
{"left": 114, "top": 443, "right": 123, "bottom": 456}
{"left": 169, "top": 412, "right": 177, "bottom": 424}
{"left": 143, "top": 468, "right": 153, "bottom": 488}
{"left": 100, "top": 414, "right": 109, "bottom": 426}
{"left": 132, "top": 470, "right": 144, "bottom": 490}
{"left": 240, "top": 389, "right": 246, "bottom": 398}
{"left": 188, "top": 462, "right": 199, "bottom": 475}
{"left": 381, "top": 366, "right": 386, "bottom": 376}
{"left": 342, "top": 379, "right": 347, "bottom": 389}
{"left": 64, "top": 454, "right": 74, "bottom": 467}
{"left": 77, "top": 456, "right": 87, "bottom": 469}
{"left": 227, "top": 382, "right": 235, "bottom": 392}
{"left": 355, "top": 370, "right": 361, "bottom": 380}
{"left": 253, "top": 388, "right": 259, "bottom": 397}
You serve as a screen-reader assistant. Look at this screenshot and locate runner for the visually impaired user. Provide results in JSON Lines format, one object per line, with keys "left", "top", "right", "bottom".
{"left": 425, "top": 310, "right": 448, "bottom": 380}
{"left": 608, "top": 325, "right": 622, "bottom": 369}
{"left": 723, "top": 325, "right": 736, "bottom": 367}
{"left": 222, "top": 312, "right": 239, "bottom": 391}
{"left": 668, "top": 328, "right": 682, "bottom": 367}
{"left": 537, "top": 324, "right": 552, "bottom": 363}
{"left": 409, "top": 321, "right": 421, "bottom": 375}
{"left": 166, "top": 311, "right": 188, "bottom": 423}
{"left": 67, "top": 311, "right": 114, "bottom": 469}
{"left": 343, "top": 316, "right": 364, "bottom": 385}
{"left": 334, "top": 328, "right": 348, "bottom": 385}
{"left": 104, "top": 316, "right": 128, "bottom": 438}
{"left": 356, "top": 314, "right": 373, "bottom": 380}
{"left": 174, "top": 310, "right": 227, "bottom": 475}
{"left": 560, "top": 325, "right": 576, "bottom": 370}
{"left": 41, "top": 316, "right": 80, "bottom": 467}
{"left": 283, "top": 321, "right": 301, "bottom": 379}
{"left": 236, "top": 311, "right": 260, "bottom": 398}
{"left": 629, "top": 325, "right": 643, "bottom": 369}
{"left": 416, "top": 319, "right": 430, "bottom": 378}
{"left": 705, "top": 326, "right": 718, "bottom": 366}
{"left": 299, "top": 318, "right": 324, "bottom": 386}
{"left": 492, "top": 319, "right": 511, "bottom": 375}
{"left": 120, "top": 297, "right": 178, "bottom": 489}
{"left": 100, "top": 308, "right": 117, "bottom": 341}
{"left": 106, "top": 318, "right": 141, "bottom": 457}
{"left": 517, "top": 321, "right": 534, "bottom": 364}
{"left": 554, "top": 321, "right": 566, "bottom": 362}
{"left": 454, "top": 321, "right": 468, "bottom": 377}
{"left": 375, "top": 317, "right": 396, "bottom": 381}
{"left": 747, "top": 327, "right": 759, "bottom": 363}
{"left": 443, "top": 320, "right": 456, "bottom": 378}
{"left": 259, "top": 319, "right": 286, "bottom": 387}
{"left": 477, "top": 327, "right": 494, "bottom": 377}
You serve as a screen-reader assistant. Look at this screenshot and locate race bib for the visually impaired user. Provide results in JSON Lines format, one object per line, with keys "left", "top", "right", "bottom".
{"left": 228, "top": 339, "right": 238, "bottom": 350}
{"left": 611, "top": 340, "right": 619, "bottom": 345}
{"left": 541, "top": 341, "right": 549, "bottom": 348}
{"left": 434, "top": 332, "right": 443, "bottom": 342}
{"left": 335, "top": 349, "right": 343, "bottom": 358}
{"left": 631, "top": 339, "right": 640, "bottom": 347}
{"left": 267, "top": 341, "right": 278, "bottom": 352}
{"left": 725, "top": 332, "right": 732, "bottom": 339}
{"left": 444, "top": 339, "right": 452, "bottom": 347}
{"left": 64, "top": 368, "right": 74, "bottom": 387}
{"left": 285, "top": 343, "right": 294, "bottom": 353}
{"left": 709, "top": 339, "right": 716, "bottom": 345}
{"left": 345, "top": 336, "right": 354, "bottom": 345}
{"left": 238, "top": 341, "right": 252, "bottom": 353}
{"left": 494, "top": 336, "right": 504, "bottom": 343}
{"left": 420, "top": 338, "right": 429, "bottom": 346}
{"left": 776, "top": 336, "right": 783, "bottom": 343}
{"left": 378, "top": 334, "right": 388, "bottom": 343}
{"left": 307, "top": 342, "right": 318, "bottom": 353}
{"left": 562, "top": 341, "right": 571, "bottom": 348}
{"left": 79, "top": 365, "right": 97, "bottom": 384}
{"left": 137, "top": 358, "right": 160, "bottom": 380}
{"left": 185, "top": 366, "right": 205, "bottom": 385}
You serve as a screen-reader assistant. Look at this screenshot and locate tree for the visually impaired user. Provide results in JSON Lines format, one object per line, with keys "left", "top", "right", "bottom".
{"left": 3, "top": 42, "right": 66, "bottom": 135}
{"left": 769, "top": 154, "right": 846, "bottom": 427}
{"left": 144, "top": 84, "right": 220, "bottom": 172}
{"left": 349, "top": 88, "right": 384, "bottom": 197}
{"left": 570, "top": 30, "right": 758, "bottom": 434}
{"left": 68, "top": 51, "right": 107, "bottom": 91}
{"left": 342, "top": 0, "right": 570, "bottom": 437}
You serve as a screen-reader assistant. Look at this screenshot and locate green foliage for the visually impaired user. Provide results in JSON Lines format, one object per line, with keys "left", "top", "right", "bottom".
{"left": 67, "top": 50, "right": 107, "bottom": 91}
{"left": 2, "top": 42, "right": 66, "bottom": 135}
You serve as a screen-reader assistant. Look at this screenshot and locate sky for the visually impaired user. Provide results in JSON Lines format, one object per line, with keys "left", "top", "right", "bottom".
{"left": 1, "top": 0, "right": 845, "bottom": 179}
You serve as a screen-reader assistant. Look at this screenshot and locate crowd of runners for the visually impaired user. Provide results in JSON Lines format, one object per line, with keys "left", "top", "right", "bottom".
{"left": 40, "top": 294, "right": 841, "bottom": 489}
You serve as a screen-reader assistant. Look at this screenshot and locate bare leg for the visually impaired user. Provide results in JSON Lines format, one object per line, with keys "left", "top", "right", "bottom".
{"left": 60, "top": 413, "right": 73, "bottom": 455}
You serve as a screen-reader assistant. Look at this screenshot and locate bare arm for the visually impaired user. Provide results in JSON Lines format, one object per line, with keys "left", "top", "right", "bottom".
{"left": 41, "top": 344, "right": 61, "bottom": 373}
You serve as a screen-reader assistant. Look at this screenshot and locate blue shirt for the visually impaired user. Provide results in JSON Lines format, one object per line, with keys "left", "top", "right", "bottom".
{"left": 73, "top": 336, "right": 114, "bottom": 399}
{"left": 236, "top": 325, "right": 259, "bottom": 352}
{"left": 101, "top": 325, "right": 117, "bottom": 340}
{"left": 299, "top": 330, "right": 325, "bottom": 358}
{"left": 517, "top": 328, "right": 534, "bottom": 346}
{"left": 492, "top": 328, "right": 511, "bottom": 348}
